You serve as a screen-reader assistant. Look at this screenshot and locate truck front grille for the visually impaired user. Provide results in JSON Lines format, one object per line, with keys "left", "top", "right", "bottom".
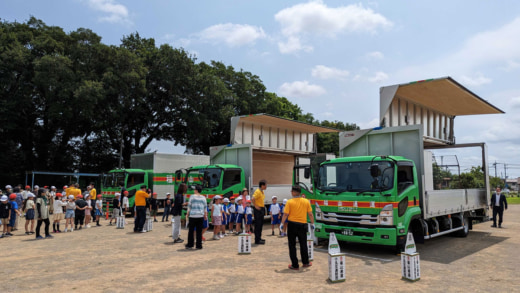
{"left": 320, "top": 211, "right": 379, "bottom": 227}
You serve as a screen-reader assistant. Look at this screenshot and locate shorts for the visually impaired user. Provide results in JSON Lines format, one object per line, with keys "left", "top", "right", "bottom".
{"left": 203, "top": 219, "right": 208, "bottom": 229}
{"left": 246, "top": 214, "right": 252, "bottom": 225}
{"left": 271, "top": 214, "right": 281, "bottom": 225}
{"left": 53, "top": 213, "right": 64, "bottom": 221}
{"left": 1, "top": 218, "right": 8, "bottom": 225}
{"left": 95, "top": 209, "right": 102, "bottom": 216}
{"left": 26, "top": 209, "right": 35, "bottom": 220}
{"left": 212, "top": 216, "right": 222, "bottom": 226}
{"left": 65, "top": 210, "right": 75, "bottom": 219}
{"left": 112, "top": 208, "right": 120, "bottom": 219}
{"left": 151, "top": 209, "right": 157, "bottom": 216}
{"left": 222, "top": 214, "right": 229, "bottom": 225}
{"left": 230, "top": 213, "right": 237, "bottom": 223}
{"left": 236, "top": 214, "right": 244, "bottom": 224}
{"left": 8, "top": 215, "right": 16, "bottom": 227}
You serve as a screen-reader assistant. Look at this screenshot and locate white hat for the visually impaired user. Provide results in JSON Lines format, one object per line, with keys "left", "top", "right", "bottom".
{"left": 223, "top": 198, "right": 230, "bottom": 203}
{"left": 85, "top": 193, "right": 90, "bottom": 198}
{"left": 34, "top": 185, "right": 39, "bottom": 189}
{"left": 68, "top": 195, "right": 74, "bottom": 199}
{"left": 214, "top": 195, "right": 222, "bottom": 200}
{"left": 27, "top": 193, "right": 35, "bottom": 198}
{"left": 236, "top": 196, "right": 243, "bottom": 201}
{"left": 283, "top": 199, "right": 287, "bottom": 204}
{"left": 51, "top": 186, "right": 56, "bottom": 189}
{"left": 0, "top": 195, "right": 7, "bottom": 201}
{"left": 166, "top": 192, "right": 171, "bottom": 195}
{"left": 115, "top": 192, "right": 121, "bottom": 196}
{"left": 272, "top": 196, "right": 277, "bottom": 199}
{"left": 5, "top": 185, "right": 12, "bottom": 189}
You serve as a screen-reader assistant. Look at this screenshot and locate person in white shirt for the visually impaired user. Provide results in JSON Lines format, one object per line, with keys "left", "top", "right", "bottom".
{"left": 211, "top": 195, "right": 223, "bottom": 240}
{"left": 269, "top": 196, "right": 281, "bottom": 236}
{"left": 490, "top": 187, "right": 508, "bottom": 228}
{"left": 52, "top": 193, "right": 67, "bottom": 233}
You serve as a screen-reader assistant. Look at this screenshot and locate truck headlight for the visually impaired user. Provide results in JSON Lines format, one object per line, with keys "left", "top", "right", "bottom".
{"left": 379, "top": 204, "right": 393, "bottom": 225}
{"left": 315, "top": 202, "right": 322, "bottom": 219}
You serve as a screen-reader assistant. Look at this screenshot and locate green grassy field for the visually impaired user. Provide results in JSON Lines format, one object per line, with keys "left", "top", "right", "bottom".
{"left": 507, "top": 197, "right": 520, "bottom": 204}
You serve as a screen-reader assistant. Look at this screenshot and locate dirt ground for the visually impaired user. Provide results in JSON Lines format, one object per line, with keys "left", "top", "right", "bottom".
{"left": 2, "top": 206, "right": 519, "bottom": 293}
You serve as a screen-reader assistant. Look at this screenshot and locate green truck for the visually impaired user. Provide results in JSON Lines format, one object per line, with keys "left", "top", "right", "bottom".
{"left": 298, "top": 77, "right": 504, "bottom": 252}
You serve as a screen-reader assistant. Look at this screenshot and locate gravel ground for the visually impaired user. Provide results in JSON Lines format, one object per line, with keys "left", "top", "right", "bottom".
{"left": 2, "top": 206, "right": 519, "bottom": 293}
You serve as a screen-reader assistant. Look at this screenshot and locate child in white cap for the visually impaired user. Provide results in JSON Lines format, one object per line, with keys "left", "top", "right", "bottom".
{"left": 235, "top": 197, "right": 244, "bottom": 234}
{"left": 52, "top": 193, "right": 67, "bottom": 233}
{"left": 211, "top": 195, "right": 223, "bottom": 240}
{"left": 0, "top": 195, "right": 10, "bottom": 237}
{"left": 24, "top": 193, "right": 36, "bottom": 234}
{"left": 269, "top": 196, "right": 281, "bottom": 236}
{"left": 221, "top": 198, "right": 230, "bottom": 236}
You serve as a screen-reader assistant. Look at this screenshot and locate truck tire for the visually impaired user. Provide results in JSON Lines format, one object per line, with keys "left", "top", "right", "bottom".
{"left": 455, "top": 215, "right": 469, "bottom": 237}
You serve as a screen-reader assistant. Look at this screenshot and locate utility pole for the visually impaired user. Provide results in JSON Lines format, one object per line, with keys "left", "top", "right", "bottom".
{"left": 493, "top": 161, "right": 497, "bottom": 178}
{"left": 504, "top": 163, "right": 507, "bottom": 188}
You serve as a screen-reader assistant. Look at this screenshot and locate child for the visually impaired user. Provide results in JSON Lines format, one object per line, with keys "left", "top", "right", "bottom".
{"left": 0, "top": 195, "right": 11, "bottom": 237}
{"left": 84, "top": 194, "right": 92, "bottom": 228}
{"left": 269, "top": 196, "right": 281, "bottom": 236}
{"left": 7, "top": 194, "right": 21, "bottom": 236}
{"left": 228, "top": 197, "right": 237, "bottom": 233}
{"left": 235, "top": 197, "right": 244, "bottom": 234}
{"left": 53, "top": 193, "right": 67, "bottom": 233}
{"left": 221, "top": 198, "right": 230, "bottom": 236}
{"left": 244, "top": 200, "right": 253, "bottom": 234}
{"left": 24, "top": 193, "right": 36, "bottom": 234}
{"left": 122, "top": 191, "right": 129, "bottom": 224}
{"left": 211, "top": 195, "right": 223, "bottom": 240}
{"left": 281, "top": 199, "right": 288, "bottom": 236}
{"left": 64, "top": 195, "right": 76, "bottom": 232}
{"left": 95, "top": 195, "right": 103, "bottom": 226}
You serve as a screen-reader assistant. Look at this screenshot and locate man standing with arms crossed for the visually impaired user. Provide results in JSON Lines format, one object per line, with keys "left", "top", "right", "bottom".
{"left": 252, "top": 180, "right": 267, "bottom": 245}
{"left": 134, "top": 185, "right": 150, "bottom": 233}
{"left": 280, "top": 185, "right": 315, "bottom": 270}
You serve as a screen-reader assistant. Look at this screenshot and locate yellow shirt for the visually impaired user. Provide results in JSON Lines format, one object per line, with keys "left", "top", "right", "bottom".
{"left": 70, "top": 188, "right": 81, "bottom": 199}
{"left": 65, "top": 187, "right": 72, "bottom": 196}
{"left": 253, "top": 188, "right": 265, "bottom": 208}
{"left": 284, "top": 197, "right": 311, "bottom": 224}
{"left": 90, "top": 188, "right": 97, "bottom": 200}
{"left": 135, "top": 190, "right": 150, "bottom": 206}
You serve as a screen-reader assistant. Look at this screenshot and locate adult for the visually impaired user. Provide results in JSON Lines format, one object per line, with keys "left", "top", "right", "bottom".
{"left": 75, "top": 195, "right": 88, "bottom": 230}
{"left": 280, "top": 185, "right": 314, "bottom": 270}
{"left": 150, "top": 192, "right": 158, "bottom": 222}
{"left": 252, "top": 180, "right": 267, "bottom": 245}
{"left": 162, "top": 193, "right": 172, "bottom": 222}
{"left": 171, "top": 184, "right": 186, "bottom": 243}
{"left": 185, "top": 185, "right": 207, "bottom": 249}
{"left": 35, "top": 189, "right": 52, "bottom": 239}
{"left": 134, "top": 185, "right": 150, "bottom": 233}
{"left": 89, "top": 182, "right": 97, "bottom": 219}
{"left": 490, "top": 187, "right": 508, "bottom": 228}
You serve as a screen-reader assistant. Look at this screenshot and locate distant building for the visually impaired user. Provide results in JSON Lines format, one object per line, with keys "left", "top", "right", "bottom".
{"left": 505, "top": 178, "right": 519, "bottom": 191}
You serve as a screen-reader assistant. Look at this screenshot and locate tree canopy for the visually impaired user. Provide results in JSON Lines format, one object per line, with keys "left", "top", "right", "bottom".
{"left": 0, "top": 17, "right": 358, "bottom": 183}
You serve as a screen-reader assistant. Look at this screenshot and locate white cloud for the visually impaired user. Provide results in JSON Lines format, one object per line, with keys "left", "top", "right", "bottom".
{"left": 278, "top": 36, "right": 313, "bottom": 54}
{"left": 368, "top": 71, "right": 389, "bottom": 83}
{"left": 510, "top": 97, "right": 520, "bottom": 109}
{"left": 365, "top": 51, "right": 384, "bottom": 60}
{"left": 86, "top": 0, "right": 131, "bottom": 25}
{"left": 311, "top": 65, "right": 350, "bottom": 80}
{"left": 321, "top": 112, "right": 334, "bottom": 117}
{"left": 274, "top": 1, "right": 392, "bottom": 54}
{"left": 198, "top": 23, "right": 266, "bottom": 47}
{"left": 459, "top": 72, "right": 492, "bottom": 87}
{"left": 278, "top": 80, "right": 326, "bottom": 99}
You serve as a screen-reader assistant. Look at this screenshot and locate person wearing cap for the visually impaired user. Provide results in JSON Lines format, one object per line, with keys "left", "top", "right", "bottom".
{"left": 162, "top": 193, "right": 172, "bottom": 222}
{"left": 122, "top": 191, "right": 129, "bottom": 223}
{"left": 280, "top": 185, "right": 315, "bottom": 270}
{"left": 109, "top": 193, "right": 121, "bottom": 226}
{"left": 23, "top": 185, "right": 31, "bottom": 201}
{"left": 235, "top": 197, "right": 245, "bottom": 234}
{"left": 245, "top": 200, "right": 253, "bottom": 234}
{"left": 95, "top": 194, "right": 104, "bottom": 227}
{"left": 185, "top": 185, "right": 207, "bottom": 249}
{"left": 150, "top": 192, "right": 159, "bottom": 222}
{"left": 221, "top": 198, "right": 231, "bottom": 236}
{"left": 84, "top": 194, "right": 92, "bottom": 228}
{"left": 252, "top": 180, "right": 267, "bottom": 244}
{"left": 6, "top": 193, "right": 22, "bottom": 236}
{"left": 269, "top": 196, "right": 282, "bottom": 236}
{"left": 0, "top": 195, "right": 12, "bottom": 237}
{"left": 35, "top": 189, "right": 52, "bottom": 239}
{"left": 64, "top": 195, "right": 76, "bottom": 232}
{"left": 228, "top": 197, "right": 237, "bottom": 233}
{"left": 24, "top": 193, "right": 36, "bottom": 234}
{"left": 74, "top": 194, "right": 88, "bottom": 230}
{"left": 211, "top": 195, "right": 224, "bottom": 240}
{"left": 52, "top": 193, "right": 67, "bottom": 233}
{"left": 134, "top": 185, "right": 150, "bottom": 233}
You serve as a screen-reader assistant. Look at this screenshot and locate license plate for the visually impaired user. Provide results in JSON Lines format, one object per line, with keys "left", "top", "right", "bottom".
{"left": 342, "top": 229, "right": 353, "bottom": 236}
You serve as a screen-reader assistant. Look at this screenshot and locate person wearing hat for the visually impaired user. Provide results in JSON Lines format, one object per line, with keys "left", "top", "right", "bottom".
{"left": 162, "top": 193, "right": 172, "bottom": 222}
{"left": 228, "top": 196, "right": 237, "bottom": 233}
{"left": 22, "top": 185, "right": 31, "bottom": 201}
{"left": 245, "top": 199, "right": 253, "bottom": 234}
{"left": 222, "top": 197, "right": 231, "bottom": 235}
{"left": 280, "top": 185, "right": 315, "bottom": 270}
{"left": 235, "top": 196, "right": 245, "bottom": 234}
{"left": 94, "top": 194, "right": 104, "bottom": 227}
{"left": 109, "top": 193, "right": 121, "bottom": 226}
{"left": 0, "top": 195, "right": 12, "bottom": 237}
{"left": 24, "top": 193, "right": 36, "bottom": 234}
{"left": 270, "top": 196, "right": 282, "bottom": 236}
{"left": 252, "top": 180, "right": 267, "bottom": 245}
{"left": 211, "top": 195, "right": 224, "bottom": 240}
{"left": 35, "top": 189, "right": 53, "bottom": 239}
{"left": 6, "top": 193, "right": 22, "bottom": 236}
{"left": 52, "top": 193, "right": 67, "bottom": 233}
{"left": 74, "top": 194, "right": 88, "bottom": 230}
{"left": 84, "top": 193, "right": 92, "bottom": 228}
{"left": 64, "top": 195, "right": 76, "bottom": 232}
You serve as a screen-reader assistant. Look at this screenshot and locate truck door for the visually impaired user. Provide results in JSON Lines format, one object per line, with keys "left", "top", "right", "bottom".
{"left": 294, "top": 154, "right": 334, "bottom": 199}
{"left": 293, "top": 165, "right": 313, "bottom": 198}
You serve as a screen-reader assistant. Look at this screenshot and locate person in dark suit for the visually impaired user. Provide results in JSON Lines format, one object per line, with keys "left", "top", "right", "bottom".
{"left": 490, "top": 187, "right": 508, "bottom": 228}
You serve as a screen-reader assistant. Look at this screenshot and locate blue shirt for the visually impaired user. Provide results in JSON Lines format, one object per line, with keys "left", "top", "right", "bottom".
{"left": 10, "top": 201, "right": 18, "bottom": 216}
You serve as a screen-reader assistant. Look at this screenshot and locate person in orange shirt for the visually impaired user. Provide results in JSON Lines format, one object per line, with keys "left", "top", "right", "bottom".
{"left": 134, "top": 185, "right": 150, "bottom": 233}
{"left": 280, "top": 185, "right": 315, "bottom": 270}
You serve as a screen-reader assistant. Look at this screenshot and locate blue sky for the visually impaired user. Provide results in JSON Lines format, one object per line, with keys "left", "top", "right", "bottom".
{"left": 3, "top": 0, "right": 520, "bottom": 179}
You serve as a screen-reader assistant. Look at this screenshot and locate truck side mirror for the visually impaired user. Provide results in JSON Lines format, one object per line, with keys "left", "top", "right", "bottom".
{"left": 175, "top": 171, "right": 182, "bottom": 181}
{"left": 370, "top": 165, "right": 380, "bottom": 178}
{"left": 304, "top": 167, "right": 311, "bottom": 179}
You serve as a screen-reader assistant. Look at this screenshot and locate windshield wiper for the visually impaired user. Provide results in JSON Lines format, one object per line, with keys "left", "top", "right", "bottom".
{"left": 356, "top": 189, "right": 376, "bottom": 196}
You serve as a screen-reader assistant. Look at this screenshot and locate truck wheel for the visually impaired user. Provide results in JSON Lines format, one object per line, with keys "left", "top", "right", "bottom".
{"left": 455, "top": 215, "right": 469, "bottom": 237}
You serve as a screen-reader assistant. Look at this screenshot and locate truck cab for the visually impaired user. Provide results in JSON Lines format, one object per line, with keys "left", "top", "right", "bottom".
{"left": 102, "top": 169, "right": 150, "bottom": 209}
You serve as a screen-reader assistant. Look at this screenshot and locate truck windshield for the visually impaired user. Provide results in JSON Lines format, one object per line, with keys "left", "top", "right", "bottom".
{"left": 317, "top": 161, "right": 394, "bottom": 192}
{"left": 104, "top": 172, "right": 126, "bottom": 188}
{"left": 185, "top": 168, "right": 222, "bottom": 188}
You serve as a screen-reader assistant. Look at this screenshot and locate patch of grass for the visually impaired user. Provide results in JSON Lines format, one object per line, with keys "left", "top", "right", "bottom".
{"left": 507, "top": 197, "right": 520, "bottom": 204}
